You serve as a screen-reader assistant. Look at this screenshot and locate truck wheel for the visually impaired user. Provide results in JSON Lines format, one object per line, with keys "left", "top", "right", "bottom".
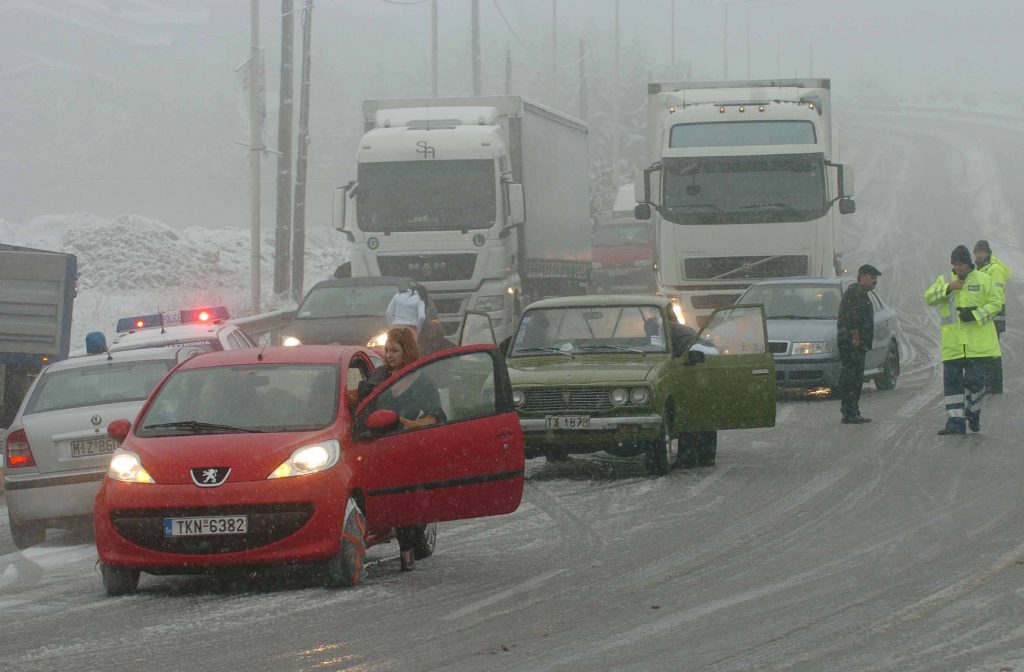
{"left": 9, "top": 512, "right": 45, "bottom": 550}
{"left": 695, "top": 431, "right": 718, "bottom": 467}
{"left": 413, "top": 523, "right": 437, "bottom": 560}
{"left": 875, "top": 341, "right": 900, "bottom": 390}
{"left": 324, "top": 499, "right": 366, "bottom": 588}
{"left": 645, "top": 414, "right": 678, "bottom": 476}
{"left": 101, "top": 563, "right": 140, "bottom": 596}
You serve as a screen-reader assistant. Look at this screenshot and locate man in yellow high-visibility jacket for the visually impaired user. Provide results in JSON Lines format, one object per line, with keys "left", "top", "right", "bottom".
{"left": 974, "top": 240, "right": 1012, "bottom": 393}
{"left": 924, "top": 245, "right": 1002, "bottom": 435}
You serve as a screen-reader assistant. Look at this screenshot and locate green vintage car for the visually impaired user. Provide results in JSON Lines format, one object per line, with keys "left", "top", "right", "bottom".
{"left": 502, "top": 295, "right": 776, "bottom": 475}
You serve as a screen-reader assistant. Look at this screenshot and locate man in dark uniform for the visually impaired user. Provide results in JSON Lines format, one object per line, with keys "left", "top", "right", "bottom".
{"left": 837, "top": 264, "right": 881, "bottom": 424}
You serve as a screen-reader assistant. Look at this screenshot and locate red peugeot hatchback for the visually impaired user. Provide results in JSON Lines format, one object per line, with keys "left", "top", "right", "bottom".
{"left": 93, "top": 344, "right": 524, "bottom": 595}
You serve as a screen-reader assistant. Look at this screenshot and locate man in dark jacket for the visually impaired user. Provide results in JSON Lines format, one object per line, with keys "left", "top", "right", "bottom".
{"left": 837, "top": 264, "right": 881, "bottom": 424}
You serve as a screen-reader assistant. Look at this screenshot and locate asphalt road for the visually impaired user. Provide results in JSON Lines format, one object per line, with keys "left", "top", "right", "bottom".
{"left": 2, "top": 108, "right": 1023, "bottom": 672}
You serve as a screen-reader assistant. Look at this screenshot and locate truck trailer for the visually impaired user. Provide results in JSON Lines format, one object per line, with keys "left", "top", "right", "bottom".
{"left": 334, "top": 95, "right": 592, "bottom": 340}
{"left": 0, "top": 244, "right": 77, "bottom": 427}
{"left": 634, "top": 79, "right": 855, "bottom": 327}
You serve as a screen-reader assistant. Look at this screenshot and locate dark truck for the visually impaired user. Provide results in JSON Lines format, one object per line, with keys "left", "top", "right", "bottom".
{"left": 0, "top": 244, "right": 77, "bottom": 428}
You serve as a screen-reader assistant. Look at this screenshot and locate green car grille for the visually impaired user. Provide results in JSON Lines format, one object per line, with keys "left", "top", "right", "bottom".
{"left": 522, "top": 387, "right": 615, "bottom": 413}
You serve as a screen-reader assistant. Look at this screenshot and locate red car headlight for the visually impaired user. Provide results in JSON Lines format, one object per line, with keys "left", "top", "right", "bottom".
{"left": 268, "top": 440, "right": 340, "bottom": 479}
{"left": 108, "top": 449, "right": 155, "bottom": 484}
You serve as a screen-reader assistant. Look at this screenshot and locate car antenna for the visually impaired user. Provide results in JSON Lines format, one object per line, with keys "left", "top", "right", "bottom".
{"left": 158, "top": 307, "right": 166, "bottom": 334}
{"left": 256, "top": 341, "right": 267, "bottom": 361}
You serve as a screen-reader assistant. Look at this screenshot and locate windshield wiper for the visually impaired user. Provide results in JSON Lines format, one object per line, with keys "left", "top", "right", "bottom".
{"left": 143, "top": 420, "right": 265, "bottom": 434}
{"left": 738, "top": 202, "right": 800, "bottom": 215}
{"left": 513, "top": 347, "right": 574, "bottom": 358}
{"left": 585, "top": 344, "right": 647, "bottom": 355}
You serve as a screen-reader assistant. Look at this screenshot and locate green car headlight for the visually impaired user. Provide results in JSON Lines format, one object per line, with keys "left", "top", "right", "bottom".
{"left": 511, "top": 389, "right": 525, "bottom": 407}
{"left": 791, "top": 341, "right": 834, "bottom": 355}
{"left": 629, "top": 388, "right": 650, "bottom": 405}
{"left": 610, "top": 388, "right": 628, "bottom": 406}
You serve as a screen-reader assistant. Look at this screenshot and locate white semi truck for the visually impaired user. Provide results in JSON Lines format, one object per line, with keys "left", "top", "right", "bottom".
{"left": 334, "top": 95, "right": 592, "bottom": 340}
{"left": 634, "top": 78, "right": 855, "bottom": 327}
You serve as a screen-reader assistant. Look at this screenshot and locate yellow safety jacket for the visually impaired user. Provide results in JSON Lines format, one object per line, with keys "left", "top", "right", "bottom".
{"left": 976, "top": 253, "right": 1012, "bottom": 312}
{"left": 924, "top": 269, "right": 1002, "bottom": 361}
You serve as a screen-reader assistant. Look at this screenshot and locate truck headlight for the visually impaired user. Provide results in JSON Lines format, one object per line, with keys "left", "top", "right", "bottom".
{"left": 268, "top": 440, "right": 340, "bottom": 479}
{"left": 367, "top": 331, "right": 388, "bottom": 349}
{"left": 669, "top": 298, "right": 686, "bottom": 325}
{"left": 282, "top": 335, "right": 302, "bottom": 347}
{"left": 475, "top": 295, "right": 504, "bottom": 312}
{"left": 791, "top": 341, "right": 834, "bottom": 355}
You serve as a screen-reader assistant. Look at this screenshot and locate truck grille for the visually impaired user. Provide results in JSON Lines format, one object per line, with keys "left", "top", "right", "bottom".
{"left": 433, "top": 297, "right": 466, "bottom": 315}
{"left": 684, "top": 255, "right": 808, "bottom": 279}
{"left": 109, "top": 503, "right": 314, "bottom": 555}
{"left": 522, "top": 387, "right": 615, "bottom": 413}
{"left": 691, "top": 294, "right": 743, "bottom": 309}
{"left": 378, "top": 254, "right": 477, "bottom": 281}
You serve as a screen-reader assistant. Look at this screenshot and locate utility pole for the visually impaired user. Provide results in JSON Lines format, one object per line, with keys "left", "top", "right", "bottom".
{"left": 612, "top": 0, "right": 620, "bottom": 186}
{"left": 550, "top": 0, "right": 557, "bottom": 106}
{"left": 578, "top": 38, "right": 587, "bottom": 121}
{"left": 431, "top": 0, "right": 438, "bottom": 95}
{"left": 291, "top": 0, "right": 313, "bottom": 303}
{"left": 722, "top": 3, "right": 728, "bottom": 79}
{"left": 745, "top": 7, "right": 751, "bottom": 79}
{"left": 505, "top": 47, "right": 512, "bottom": 94}
{"left": 249, "top": 0, "right": 261, "bottom": 312}
{"left": 670, "top": 0, "right": 676, "bottom": 77}
{"left": 808, "top": 43, "right": 813, "bottom": 77}
{"left": 471, "top": 0, "right": 481, "bottom": 95}
{"left": 273, "top": 0, "right": 294, "bottom": 297}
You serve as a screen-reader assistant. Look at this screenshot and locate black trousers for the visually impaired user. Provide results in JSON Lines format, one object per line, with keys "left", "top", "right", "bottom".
{"left": 395, "top": 524, "right": 426, "bottom": 552}
{"left": 990, "top": 320, "right": 1005, "bottom": 392}
{"left": 838, "top": 343, "right": 867, "bottom": 419}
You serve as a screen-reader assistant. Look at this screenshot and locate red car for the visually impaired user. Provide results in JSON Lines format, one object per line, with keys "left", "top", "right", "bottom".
{"left": 93, "top": 344, "right": 524, "bottom": 595}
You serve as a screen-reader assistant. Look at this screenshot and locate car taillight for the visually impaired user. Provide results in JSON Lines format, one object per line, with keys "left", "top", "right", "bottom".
{"left": 5, "top": 429, "right": 36, "bottom": 469}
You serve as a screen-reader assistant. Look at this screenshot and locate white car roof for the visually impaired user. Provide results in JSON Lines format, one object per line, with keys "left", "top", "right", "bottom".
{"left": 46, "top": 345, "right": 195, "bottom": 372}
{"left": 107, "top": 322, "right": 235, "bottom": 352}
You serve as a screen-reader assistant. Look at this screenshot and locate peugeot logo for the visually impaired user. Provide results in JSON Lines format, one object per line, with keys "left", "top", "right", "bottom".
{"left": 91, "top": 414, "right": 102, "bottom": 426}
{"left": 191, "top": 467, "right": 231, "bottom": 488}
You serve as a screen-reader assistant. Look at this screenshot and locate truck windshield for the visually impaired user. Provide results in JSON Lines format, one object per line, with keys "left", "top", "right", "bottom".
{"left": 661, "top": 153, "right": 827, "bottom": 225}
{"left": 356, "top": 159, "right": 496, "bottom": 232}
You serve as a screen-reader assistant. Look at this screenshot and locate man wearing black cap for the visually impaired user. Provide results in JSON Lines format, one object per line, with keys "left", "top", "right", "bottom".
{"left": 837, "top": 263, "right": 881, "bottom": 424}
{"left": 973, "top": 240, "right": 1012, "bottom": 393}
{"left": 924, "top": 245, "right": 1002, "bottom": 435}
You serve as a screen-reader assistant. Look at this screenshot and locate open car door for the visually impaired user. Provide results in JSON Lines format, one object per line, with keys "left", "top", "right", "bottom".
{"left": 458, "top": 310, "right": 497, "bottom": 346}
{"left": 349, "top": 344, "right": 524, "bottom": 530}
{"left": 675, "top": 304, "right": 776, "bottom": 431}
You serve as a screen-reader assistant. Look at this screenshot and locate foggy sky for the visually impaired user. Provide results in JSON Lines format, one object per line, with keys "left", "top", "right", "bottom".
{"left": 1, "top": 0, "right": 1020, "bottom": 229}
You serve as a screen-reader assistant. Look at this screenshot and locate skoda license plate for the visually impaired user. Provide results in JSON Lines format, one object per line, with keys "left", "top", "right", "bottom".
{"left": 164, "top": 516, "right": 248, "bottom": 537}
{"left": 546, "top": 415, "right": 590, "bottom": 430}
{"left": 71, "top": 437, "right": 116, "bottom": 457}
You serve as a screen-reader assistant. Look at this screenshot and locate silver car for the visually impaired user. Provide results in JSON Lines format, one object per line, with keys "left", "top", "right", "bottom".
{"left": 2, "top": 346, "right": 206, "bottom": 549}
{"left": 737, "top": 278, "right": 900, "bottom": 394}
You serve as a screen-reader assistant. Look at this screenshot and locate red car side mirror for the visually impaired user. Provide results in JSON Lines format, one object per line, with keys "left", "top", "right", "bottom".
{"left": 365, "top": 409, "right": 398, "bottom": 430}
{"left": 107, "top": 419, "right": 132, "bottom": 443}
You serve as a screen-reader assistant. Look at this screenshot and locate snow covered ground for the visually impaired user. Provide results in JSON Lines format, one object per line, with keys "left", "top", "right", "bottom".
{"left": 0, "top": 213, "right": 349, "bottom": 350}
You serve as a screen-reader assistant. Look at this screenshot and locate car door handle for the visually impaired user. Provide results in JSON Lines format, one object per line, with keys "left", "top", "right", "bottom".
{"left": 752, "top": 369, "right": 771, "bottom": 376}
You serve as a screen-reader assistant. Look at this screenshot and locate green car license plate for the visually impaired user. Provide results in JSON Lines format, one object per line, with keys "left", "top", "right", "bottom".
{"left": 545, "top": 415, "right": 590, "bottom": 430}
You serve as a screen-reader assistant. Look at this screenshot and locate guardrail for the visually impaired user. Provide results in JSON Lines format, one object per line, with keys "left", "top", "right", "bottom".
{"left": 230, "top": 307, "right": 297, "bottom": 346}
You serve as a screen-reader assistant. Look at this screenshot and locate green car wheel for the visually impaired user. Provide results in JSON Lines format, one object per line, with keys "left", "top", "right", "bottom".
{"left": 645, "top": 412, "right": 678, "bottom": 476}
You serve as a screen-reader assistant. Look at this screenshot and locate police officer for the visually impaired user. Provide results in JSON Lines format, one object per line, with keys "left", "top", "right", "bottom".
{"left": 924, "top": 245, "right": 1002, "bottom": 435}
{"left": 837, "top": 263, "right": 881, "bottom": 424}
{"left": 973, "top": 240, "right": 1012, "bottom": 393}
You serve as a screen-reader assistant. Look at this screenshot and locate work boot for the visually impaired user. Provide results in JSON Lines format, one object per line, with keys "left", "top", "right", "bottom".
{"left": 841, "top": 416, "right": 871, "bottom": 424}
{"left": 938, "top": 420, "right": 967, "bottom": 436}
{"left": 968, "top": 415, "right": 981, "bottom": 432}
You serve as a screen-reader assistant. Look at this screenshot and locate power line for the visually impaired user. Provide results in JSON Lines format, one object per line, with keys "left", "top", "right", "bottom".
{"left": 490, "top": 0, "right": 536, "bottom": 60}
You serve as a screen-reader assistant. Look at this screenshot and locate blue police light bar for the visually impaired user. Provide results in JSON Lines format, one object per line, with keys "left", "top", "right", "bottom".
{"left": 116, "top": 306, "right": 229, "bottom": 333}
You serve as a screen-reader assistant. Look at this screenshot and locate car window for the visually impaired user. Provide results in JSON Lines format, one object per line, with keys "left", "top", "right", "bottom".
{"left": 359, "top": 351, "right": 498, "bottom": 434}
{"left": 136, "top": 363, "right": 339, "bottom": 435}
{"left": 510, "top": 306, "right": 667, "bottom": 355}
{"left": 25, "top": 360, "right": 175, "bottom": 414}
{"left": 696, "top": 306, "right": 767, "bottom": 355}
{"left": 226, "top": 330, "right": 253, "bottom": 349}
{"left": 741, "top": 284, "right": 842, "bottom": 319}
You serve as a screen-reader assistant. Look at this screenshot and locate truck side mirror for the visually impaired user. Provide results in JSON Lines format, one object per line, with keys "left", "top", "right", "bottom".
{"left": 634, "top": 203, "right": 652, "bottom": 220}
{"left": 840, "top": 165, "right": 855, "bottom": 198}
{"left": 333, "top": 182, "right": 355, "bottom": 232}
{"left": 507, "top": 183, "right": 525, "bottom": 226}
{"left": 839, "top": 199, "right": 856, "bottom": 215}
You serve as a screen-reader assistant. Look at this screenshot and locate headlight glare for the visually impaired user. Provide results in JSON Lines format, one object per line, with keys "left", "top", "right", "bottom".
{"left": 629, "top": 387, "right": 650, "bottom": 405}
{"left": 610, "top": 388, "right": 628, "bottom": 406}
{"left": 108, "top": 450, "right": 155, "bottom": 484}
{"left": 268, "top": 440, "right": 340, "bottom": 479}
{"left": 366, "top": 331, "right": 388, "bottom": 349}
{"left": 791, "top": 341, "right": 833, "bottom": 355}
{"left": 282, "top": 335, "right": 302, "bottom": 347}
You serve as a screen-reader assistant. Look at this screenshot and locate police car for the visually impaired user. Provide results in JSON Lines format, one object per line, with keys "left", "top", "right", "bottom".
{"left": 107, "top": 306, "right": 257, "bottom": 353}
